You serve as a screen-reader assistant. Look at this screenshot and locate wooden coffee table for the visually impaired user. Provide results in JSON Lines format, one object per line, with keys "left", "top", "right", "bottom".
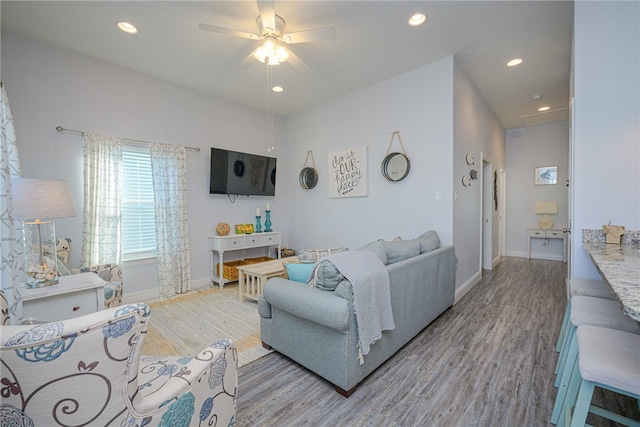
{"left": 237, "top": 256, "right": 298, "bottom": 302}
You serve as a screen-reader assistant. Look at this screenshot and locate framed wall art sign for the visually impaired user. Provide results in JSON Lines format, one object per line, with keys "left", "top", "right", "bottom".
{"left": 329, "top": 146, "right": 368, "bottom": 198}
{"left": 534, "top": 165, "right": 558, "bottom": 185}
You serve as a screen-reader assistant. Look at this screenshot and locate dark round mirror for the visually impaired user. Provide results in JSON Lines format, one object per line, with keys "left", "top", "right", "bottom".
{"left": 382, "top": 152, "right": 410, "bottom": 182}
{"left": 299, "top": 167, "right": 318, "bottom": 189}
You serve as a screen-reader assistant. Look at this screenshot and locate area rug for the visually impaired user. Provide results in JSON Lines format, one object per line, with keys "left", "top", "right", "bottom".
{"left": 141, "top": 284, "right": 272, "bottom": 367}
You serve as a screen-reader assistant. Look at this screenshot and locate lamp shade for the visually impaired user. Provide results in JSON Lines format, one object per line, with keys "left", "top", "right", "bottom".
{"left": 12, "top": 178, "right": 76, "bottom": 220}
{"left": 535, "top": 200, "right": 558, "bottom": 215}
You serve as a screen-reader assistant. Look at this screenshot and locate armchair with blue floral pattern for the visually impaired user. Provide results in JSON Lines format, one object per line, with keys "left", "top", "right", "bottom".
{"left": 1, "top": 303, "right": 237, "bottom": 426}
{"left": 54, "top": 238, "right": 124, "bottom": 308}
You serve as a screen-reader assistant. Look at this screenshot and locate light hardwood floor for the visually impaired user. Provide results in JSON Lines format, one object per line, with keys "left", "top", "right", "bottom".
{"left": 237, "top": 257, "right": 639, "bottom": 426}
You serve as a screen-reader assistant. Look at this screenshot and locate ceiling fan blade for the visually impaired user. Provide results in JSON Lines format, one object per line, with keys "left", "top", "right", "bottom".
{"left": 281, "top": 26, "right": 337, "bottom": 44}
{"left": 199, "top": 23, "right": 261, "bottom": 40}
{"left": 238, "top": 48, "right": 259, "bottom": 68}
{"left": 257, "top": 0, "right": 276, "bottom": 34}
{"left": 284, "top": 48, "right": 311, "bottom": 72}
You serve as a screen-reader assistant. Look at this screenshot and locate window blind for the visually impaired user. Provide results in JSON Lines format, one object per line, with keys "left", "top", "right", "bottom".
{"left": 121, "top": 144, "right": 157, "bottom": 260}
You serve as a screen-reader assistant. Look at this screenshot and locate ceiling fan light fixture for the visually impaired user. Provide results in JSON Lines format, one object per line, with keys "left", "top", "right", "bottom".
{"left": 275, "top": 45, "right": 289, "bottom": 62}
{"left": 263, "top": 37, "right": 276, "bottom": 55}
{"left": 267, "top": 55, "right": 280, "bottom": 66}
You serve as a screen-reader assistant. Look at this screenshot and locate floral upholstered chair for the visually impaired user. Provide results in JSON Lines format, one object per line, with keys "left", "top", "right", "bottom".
{"left": 1, "top": 303, "right": 237, "bottom": 426}
{"left": 54, "top": 238, "right": 124, "bottom": 308}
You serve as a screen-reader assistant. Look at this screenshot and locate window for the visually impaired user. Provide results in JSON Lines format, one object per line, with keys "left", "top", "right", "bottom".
{"left": 121, "top": 144, "right": 157, "bottom": 260}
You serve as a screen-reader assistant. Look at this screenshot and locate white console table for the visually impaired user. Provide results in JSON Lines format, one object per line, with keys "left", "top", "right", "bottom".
{"left": 21, "top": 273, "right": 106, "bottom": 321}
{"left": 208, "top": 232, "right": 281, "bottom": 288}
{"left": 527, "top": 228, "right": 566, "bottom": 263}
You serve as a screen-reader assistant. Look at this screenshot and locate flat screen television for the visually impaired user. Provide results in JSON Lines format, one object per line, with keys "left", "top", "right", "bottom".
{"left": 209, "top": 147, "right": 277, "bottom": 196}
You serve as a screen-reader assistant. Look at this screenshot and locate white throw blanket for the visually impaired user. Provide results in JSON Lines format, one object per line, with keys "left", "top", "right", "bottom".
{"left": 320, "top": 251, "right": 395, "bottom": 364}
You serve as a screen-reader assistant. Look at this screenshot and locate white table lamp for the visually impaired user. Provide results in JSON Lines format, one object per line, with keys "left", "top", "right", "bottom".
{"left": 535, "top": 200, "right": 558, "bottom": 230}
{"left": 12, "top": 178, "right": 76, "bottom": 287}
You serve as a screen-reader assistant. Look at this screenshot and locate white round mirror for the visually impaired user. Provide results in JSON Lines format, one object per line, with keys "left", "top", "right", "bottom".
{"left": 382, "top": 152, "right": 410, "bottom": 182}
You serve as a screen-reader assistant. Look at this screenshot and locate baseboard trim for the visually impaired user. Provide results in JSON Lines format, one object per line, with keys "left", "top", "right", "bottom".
{"left": 123, "top": 289, "right": 159, "bottom": 304}
{"left": 123, "top": 277, "right": 219, "bottom": 304}
{"left": 454, "top": 270, "right": 482, "bottom": 304}
{"left": 506, "top": 250, "right": 563, "bottom": 261}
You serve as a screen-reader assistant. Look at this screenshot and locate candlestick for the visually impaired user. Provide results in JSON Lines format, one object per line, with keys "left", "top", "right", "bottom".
{"left": 264, "top": 210, "right": 272, "bottom": 232}
{"left": 256, "top": 208, "right": 261, "bottom": 216}
{"left": 266, "top": 203, "right": 270, "bottom": 211}
{"left": 255, "top": 215, "right": 263, "bottom": 233}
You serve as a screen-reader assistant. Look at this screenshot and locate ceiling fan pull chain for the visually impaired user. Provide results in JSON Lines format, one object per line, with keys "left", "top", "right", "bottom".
{"left": 386, "top": 131, "right": 408, "bottom": 157}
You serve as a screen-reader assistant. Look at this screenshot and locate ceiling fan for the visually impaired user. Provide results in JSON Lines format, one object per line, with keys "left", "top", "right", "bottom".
{"left": 199, "top": 0, "right": 336, "bottom": 71}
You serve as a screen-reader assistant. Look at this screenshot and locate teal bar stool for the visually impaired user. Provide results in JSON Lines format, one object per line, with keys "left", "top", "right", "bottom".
{"left": 559, "top": 325, "right": 640, "bottom": 427}
{"left": 551, "top": 296, "right": 640, "bottom": 424}
{"left": 556, "top": 278, "right": 613, "bottom": 354}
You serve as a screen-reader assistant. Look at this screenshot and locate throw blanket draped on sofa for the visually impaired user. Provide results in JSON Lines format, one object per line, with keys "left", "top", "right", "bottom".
{"left": 312, "top": 251, "right": 395, "bottom": 363}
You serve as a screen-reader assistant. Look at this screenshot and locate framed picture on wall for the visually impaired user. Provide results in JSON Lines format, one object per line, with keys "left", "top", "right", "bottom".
{"left": 534, "top": 165, "right": 558, "bottom": 185}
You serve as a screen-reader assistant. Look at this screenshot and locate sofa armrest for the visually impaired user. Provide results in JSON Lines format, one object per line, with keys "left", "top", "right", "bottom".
{"left": 263, "top": 278, "right": 350, "bottom": 332}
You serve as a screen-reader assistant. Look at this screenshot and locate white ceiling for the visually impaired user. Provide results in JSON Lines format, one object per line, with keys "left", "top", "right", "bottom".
{"left": 0, "top": 1, "right": 573, "bottom": 130}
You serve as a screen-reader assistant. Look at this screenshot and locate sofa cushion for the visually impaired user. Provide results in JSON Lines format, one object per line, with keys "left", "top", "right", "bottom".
{"left": 284, "top": 262, "right": 315, "bottom": 283}
{"left": 383, "top": 239, "right": 421, "bottom": 264}
{"left": 358, "top": 240, "right": 388, "bottom": 265}
{"left": 416, "top": 230, "right": 440, "bottom": 253}
{"left": 308, "top": 260, "right": 345, "bottom": 291}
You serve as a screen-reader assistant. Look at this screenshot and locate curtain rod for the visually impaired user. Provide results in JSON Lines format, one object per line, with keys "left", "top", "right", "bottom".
{"left": 55, "top": 126, "right": 200, "bottom": 152}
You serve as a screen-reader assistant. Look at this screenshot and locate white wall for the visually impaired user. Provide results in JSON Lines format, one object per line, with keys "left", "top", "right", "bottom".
{"left": 283, "top": 57, "right": 454, "bottom": 252}
{"left": 505, "top": 121, "right": 569, "bottom": 260}
{"left": 2, "top": 31, "right": 286, "bottom": 299}
{"left": 571, "top": 1, "right": 640, "bottom": 279}
{"left": 453, "top": 61, "right": 506, "bottom": 293}
{"left": 4, "top": 30, "right": 507, "bottom": 299}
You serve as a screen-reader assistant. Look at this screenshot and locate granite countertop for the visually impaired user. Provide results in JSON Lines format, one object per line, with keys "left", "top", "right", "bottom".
{"left": 583, "top": 241, "right": 640, "bottom": 321}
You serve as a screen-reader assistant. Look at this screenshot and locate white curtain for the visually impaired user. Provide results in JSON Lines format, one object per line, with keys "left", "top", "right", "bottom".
{"left": 82, "top": 133, "right": 123, "bottom": 266}
{"left": 150, "top": 142, "right": 192, "bottom": 297}
{"left": 0, "top": 82, "right": 25, "bottom": 324}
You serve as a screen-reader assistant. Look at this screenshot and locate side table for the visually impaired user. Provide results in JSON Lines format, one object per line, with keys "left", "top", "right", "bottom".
{"left": 527, "top": 228, "right": 566, "bottom": 263}
{"left": 237, "top": 256, "right": 298, "bottom": 302}
{"left": 21, "top": 272, "right": 106, "bottom": 321}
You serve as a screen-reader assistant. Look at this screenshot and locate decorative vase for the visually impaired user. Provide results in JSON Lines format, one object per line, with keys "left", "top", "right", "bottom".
{"left": 255, "top": 216, "right": 262, "bottom": 233}
{"left": 264, "top": 210, "right": 272, "bottom": 232}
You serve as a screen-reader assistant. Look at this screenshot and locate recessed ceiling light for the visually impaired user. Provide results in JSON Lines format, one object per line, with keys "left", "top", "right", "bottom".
{"left": 506, "top": 58, "right": 524, "bottom": 67}
{"left": 117, "top": 21, "right": 138, "bottom": 35}
{"left": 272, "top": 86, "right": 283, "bottom": 93}
{"left": 408, "top": 13, "right": 427, "bottom": 27}
{"left": 538, "top": 106, "right": 551, "bottom": 112}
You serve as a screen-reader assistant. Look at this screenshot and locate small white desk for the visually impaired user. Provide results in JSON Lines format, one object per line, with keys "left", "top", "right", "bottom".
{"left": 208, "top": 232, "right": 281, "bottom": 288}
{"left": 21, "top": 273, "right": 106, "bottom": 321}
{"left": 527, "top": 228, "right": 566, "bottom": 263}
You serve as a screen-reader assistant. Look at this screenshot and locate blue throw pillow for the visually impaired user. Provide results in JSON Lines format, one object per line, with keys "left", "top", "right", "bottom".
{"left": 285, "top": 262, "right": 315, "bottom": 283}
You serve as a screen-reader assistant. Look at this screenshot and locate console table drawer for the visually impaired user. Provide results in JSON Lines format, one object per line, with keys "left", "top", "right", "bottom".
{"left": 222, "top": 237, "right": 246, "bottom": 250}
{"left": 23, "top": 288, "right": 101, "bottom": 321}
{"left": 528, "top": 229, "right": 545, "bottom": 238}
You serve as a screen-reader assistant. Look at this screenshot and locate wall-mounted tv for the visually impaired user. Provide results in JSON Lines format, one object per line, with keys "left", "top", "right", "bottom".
{"left": 209, "top": 147, "right": 277, "bottom": 196}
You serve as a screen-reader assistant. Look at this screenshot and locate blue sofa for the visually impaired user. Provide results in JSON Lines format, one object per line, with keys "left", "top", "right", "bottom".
{"left": 258, "top": 235, "right": 456, "bottom": 397}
